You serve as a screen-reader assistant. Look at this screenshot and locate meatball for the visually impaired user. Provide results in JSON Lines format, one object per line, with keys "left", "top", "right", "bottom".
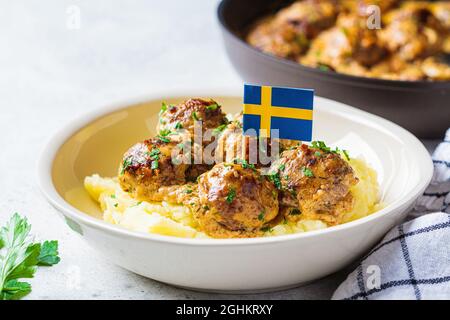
{"left": 301, "top": 13, "right": 386, "bottom": 70}
{"left": 157, "top": 98, "right": 228, "bottom": 141}
{"left": 118, "top": 138, "right": 195, "bottom": 202}
{"left": 379, "top": 6, "right": 446, "bottom": 61}
{"left": 196, "top": 163, "right": 279, "bottom": 238}
{"left": 247, "top": 0, "right": 338, "bottom": 60}
{"left": 269, "top": 143, "right": 358, "bottom": 225}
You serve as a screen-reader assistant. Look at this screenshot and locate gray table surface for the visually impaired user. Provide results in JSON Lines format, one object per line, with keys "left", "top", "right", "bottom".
{"left": 0, "top": 0, "right": 440, "bottom": 299}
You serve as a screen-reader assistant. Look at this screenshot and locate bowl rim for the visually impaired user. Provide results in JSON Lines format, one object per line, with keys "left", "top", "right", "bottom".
{"left": 37, "top": 87, "right": 433, "bottom": 247}
{"left": 216, "top": 0, "right": 450, "bottom": 89}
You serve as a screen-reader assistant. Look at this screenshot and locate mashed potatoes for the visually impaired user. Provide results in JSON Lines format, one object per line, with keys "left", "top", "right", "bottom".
{"left": 85, "top": 157, "right": 380, "bottom": 239}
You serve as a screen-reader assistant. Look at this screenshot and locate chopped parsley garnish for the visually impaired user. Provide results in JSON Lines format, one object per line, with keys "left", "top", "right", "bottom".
{"left": 175, "top": 122, "right": 183, "bottom": 129}
{"left": 148, "top": 147, "right": 161, "bottom": 169}
{"left": 148, "top": 147, "right": 160, "bottom": 160}
{"left": 159, "top": 129, "right": 171, "bottom": 137}
{"left": 192, "top": 111, "right": 200, "bottom": 121}
{"left": 233, "top": 158, "right": 256, "bottom": 171}
{"left": 311, "top": 140, "right": 333, "bottom": 152}
{"left": 290, "top": 208, "right": 301, "bottom": 215}
{"left": 302, "top": 167, "right": 314, "bottom": 177}
{"left": 151, "top": 161, "right": 159, "bottom": 170}
{"left": 160, "top": 102, "right": 168, "bottom": 115}
{"left": 213, "top": 124, "right": 227, "bottom": 135}
{"left": 342, "top": 149, "right": 350, "bottom": 161}
{"left": 267, "top": 172, "right": 282, "bottom": 190}
{"left": 121, "top": 156, "right": 133, "bottom": 174}
{"left": 279, "top": 164, "right": 286, "bottom": 171}
{"left": 110, "top": 194, "right": 116, "bottom": 199}
{"left": 156, "top": 135, "right": 170, "bottom": 143}
{"left": 185, "top": 188, "right": 193, "bottom": 194}
{"left": 114, "top": 203, "right": 118, "bottom": 208}
{"left": 311, "top": 141, "right": 350, "bottom": 161}
{"left": 156, "top": 129, "right": 172, "bottom": 143}
{"left": 203, "top": 205, "right": 210, "bottom": 210}
{"left": 226, "top": 188, "right": 236, "bottom": 204}
{"left": 258, "top": 211, "right": 265, "bottom": 221}
{"left": 314, "top": 151, "right": 322, "bottom": 157}
{"left": 206, "top": 103, "right": 219, "bottom": 111}
{"left": 261, "top": 226, "right": 273, "bottom": 233}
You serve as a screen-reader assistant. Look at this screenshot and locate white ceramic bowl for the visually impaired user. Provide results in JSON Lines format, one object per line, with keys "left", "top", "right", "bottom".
{"left": 38, "top": 89, "right": 433, "bottom": 292}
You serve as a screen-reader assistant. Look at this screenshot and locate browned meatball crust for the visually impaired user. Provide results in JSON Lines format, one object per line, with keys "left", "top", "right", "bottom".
{"left": 269, "top": 143, "right": 358, "bottom": 226}
{"left": 118, "top": 138, "right": 194, "bottom": 202}
{"left": 196, "top": 163, "right": 279, "bottom": 238}
{"left": 157, "top": 98, "right": 228, "bottom": 140}
{"left": 379, "top": 6, "right": 446, "bottom": 62}
{"left": 247, "top": 0, "right": 338, "bottom": 60}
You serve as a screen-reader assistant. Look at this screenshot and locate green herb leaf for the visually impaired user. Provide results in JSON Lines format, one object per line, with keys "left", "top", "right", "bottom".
{"left": 0, "top": 213, "right": 60, "bottom": 300}
{"left": 232, "top": 158, "right": 256, "bottom": 171}
{"left": 1, "top": 280, "right": 31, "bottom": 300}
{"left": 175, "top": 122, "right": 183, "bottom": 130}
{"left": 121, "top": 157, "right": 133, "bottom": 174}
{"left": 267, "top": 171, "right": 282, "bottom": 190}
{"left": 302, "top": 167, "right": 314, "bottom": 177}
{"left": 342, "top": 149, "right": 350, "bottom": 161}
{"left": 37, "top": 241, "right": 60, "bottom": 266}
{"left": 192, "top": 111, "right": 200, "bottom": 121}
{"left": 213, "top": 124, "right": 227, "bottom": 135}
{"left": 160, "top": 102, "right": 168, "bottom": 115}
{"left": 148, "top": 147, "right": 160, "bottom": 160}
{"left": 206, "top": 103, "right": 219, "bottom": 111}
{"left": 151, "top": 160, "right": 159, "bottom": 170}
{"left": 226, "top": 188, "right": 236, "bottom": 204}
{"left": 258, "top": 211, "right": 265, "bottom": 221}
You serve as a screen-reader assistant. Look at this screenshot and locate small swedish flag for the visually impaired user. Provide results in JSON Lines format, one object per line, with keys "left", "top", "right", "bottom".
{"left": 243, "top": 84, "right": 314, "bottom": 141}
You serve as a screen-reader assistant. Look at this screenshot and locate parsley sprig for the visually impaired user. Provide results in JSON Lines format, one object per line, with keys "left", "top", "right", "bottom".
{"left": 0, "top": 213, "right": 60, "bottom": 300}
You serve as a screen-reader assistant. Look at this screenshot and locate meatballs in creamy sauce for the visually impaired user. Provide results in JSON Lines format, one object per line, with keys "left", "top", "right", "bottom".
{"left": 118, "top": 98, "right": 360, "bottom": 238}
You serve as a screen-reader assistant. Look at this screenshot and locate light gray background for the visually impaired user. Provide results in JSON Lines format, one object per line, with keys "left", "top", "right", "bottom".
{"left": 0, "top": 0, "right": 439, "bottom": 299}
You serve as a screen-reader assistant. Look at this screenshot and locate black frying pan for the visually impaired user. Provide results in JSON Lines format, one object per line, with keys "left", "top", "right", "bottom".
{"left": 217, "top": 0, "right": 450, "bottom": 138}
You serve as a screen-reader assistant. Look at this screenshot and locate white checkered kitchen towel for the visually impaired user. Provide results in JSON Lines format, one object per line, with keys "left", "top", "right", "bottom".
{"left": 333, "top": 129, "right": 450, "bottom": 300}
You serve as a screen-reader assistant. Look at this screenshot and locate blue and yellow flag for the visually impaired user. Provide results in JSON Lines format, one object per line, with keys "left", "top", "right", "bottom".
{"left": 243, "top": 84, "right": 314, "bottom": 141}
